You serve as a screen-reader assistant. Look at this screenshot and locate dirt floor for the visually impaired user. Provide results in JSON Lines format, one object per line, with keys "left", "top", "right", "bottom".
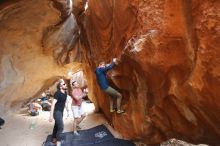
{"left": 0, "top": 101, "right": 122, "bottom": 146}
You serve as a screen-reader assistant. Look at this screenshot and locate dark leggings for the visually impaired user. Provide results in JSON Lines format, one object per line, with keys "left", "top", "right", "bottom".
{"left": 52, "top": 111, "right": 64, "bottom": 141}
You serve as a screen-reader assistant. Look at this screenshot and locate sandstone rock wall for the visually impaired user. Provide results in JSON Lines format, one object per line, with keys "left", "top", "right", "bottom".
{"left": 82, "top": 0, "right": 220, "bottom": 145}
{"left": 0, "top": 0, "right": 81, "bottom": 112}
{"left": 0, "top": 0, "right": 219, "bottom": 145}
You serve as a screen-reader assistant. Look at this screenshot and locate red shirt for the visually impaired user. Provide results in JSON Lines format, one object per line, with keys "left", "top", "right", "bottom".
{"left": 71, "top": 87, "right": 83, "bottom": 106}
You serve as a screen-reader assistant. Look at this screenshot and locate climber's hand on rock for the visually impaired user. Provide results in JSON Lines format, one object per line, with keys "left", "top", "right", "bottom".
{"left": 113, "top": 58, "right": 117, "bottom": 63}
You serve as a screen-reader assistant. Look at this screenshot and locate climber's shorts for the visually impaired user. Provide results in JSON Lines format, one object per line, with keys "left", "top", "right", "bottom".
{"left": 104, "top": 86, "right": 121, "bottom": 99}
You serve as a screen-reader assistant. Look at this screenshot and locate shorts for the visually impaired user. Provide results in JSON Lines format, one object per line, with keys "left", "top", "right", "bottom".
{"left": 104, "top": 86, "right": 121, "bottom": 99}
{"left": 71, "top": 105, "right": 84, "bottom": 118}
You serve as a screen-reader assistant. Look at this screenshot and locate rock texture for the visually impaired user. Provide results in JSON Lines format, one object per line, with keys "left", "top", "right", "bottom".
{"left": 82, "top": 0, "right": 220, "bottom": 145}
{"left": 0, "top": 0, "right": 81, "bottom": 111}
{"left": 0, "top": 0, "right": 219, "bottom": 145}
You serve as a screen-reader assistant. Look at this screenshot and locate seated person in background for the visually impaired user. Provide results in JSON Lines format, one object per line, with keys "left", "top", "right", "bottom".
{"left": 82, "top": 87, "right": 89, "bottom": 100}
{"left": 45, "top": 88, "right": 52, "bottom": 97}
{"left": 0, "top": 117, "right": 5, "bottom": 129}
{"left": 82, "top": 87, "right": 92, "bottom": 103}
{"left": 41, "top": 92, "right": 51, "bottom": 111}
{"left": 28, "top": 101, "right": 42, "bottom": 116}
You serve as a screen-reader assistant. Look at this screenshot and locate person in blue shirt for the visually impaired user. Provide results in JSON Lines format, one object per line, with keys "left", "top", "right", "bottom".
{"left": 41, "top": 92, "right": 51, "bottom": 111}
{"left": 95, "top": 58, "right": 125, "bottom": 114}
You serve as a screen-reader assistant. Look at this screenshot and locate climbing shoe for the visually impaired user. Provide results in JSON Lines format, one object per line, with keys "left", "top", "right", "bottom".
{"left": 110, "top": 109, "right": 115, "bottom": 113}
{"left": 116, "top": 109, "right": 125, "bottom": 114}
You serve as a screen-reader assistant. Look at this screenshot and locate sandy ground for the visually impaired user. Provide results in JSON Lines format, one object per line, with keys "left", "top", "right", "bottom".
{"left": 0, "top": 102, "right": 121, "bottom": 146}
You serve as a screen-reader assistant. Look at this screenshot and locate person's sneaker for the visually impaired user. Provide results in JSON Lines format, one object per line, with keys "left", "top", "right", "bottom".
{"left": 73, "top": 131, "right": 80, "bottom": 136}
{"left": 56, "top": 140, "right": 65, "bottom": 146}
{"left": 110, "top": 109, "right": 115, "bottom": 113}
{"left": 56, "top": 141, "right": 62, "bottom": 146}
{"left": 50, "top": 138, "right": 57, "bottom": 145}
{"left": 116, "top": 109, "right": 125, "bottom": 114}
